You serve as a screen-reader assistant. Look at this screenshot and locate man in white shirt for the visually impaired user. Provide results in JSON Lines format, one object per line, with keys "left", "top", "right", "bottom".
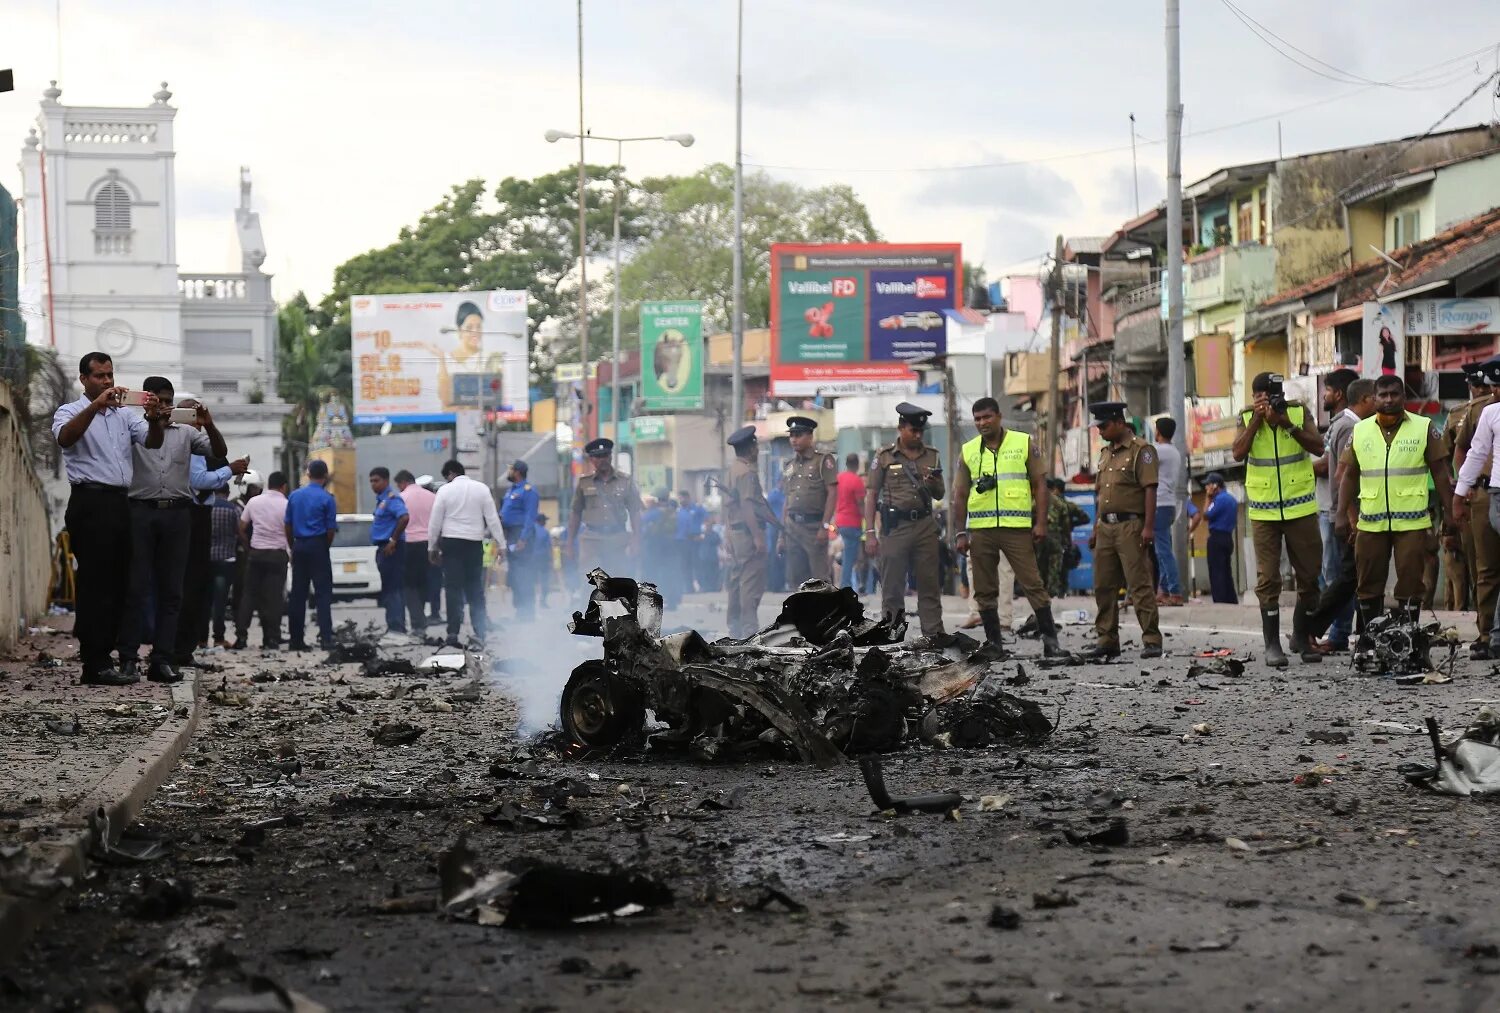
{"left": 429, "top": 459, "right": 505, "bottom": 647}
{"left": 1452, "top": 358, "right": 1500, "bottom": 657}
{"left": 236, "top": 470, "right": 291, "bottom": 649}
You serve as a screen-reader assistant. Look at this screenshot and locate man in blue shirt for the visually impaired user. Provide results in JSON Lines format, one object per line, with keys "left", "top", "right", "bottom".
{"left": 500, "top": 460, "right": 540, "bottom": 621}
{"left": 675, "top": 490, "right": 706, "bottom": 595}
{"left": 532, "top": 513, "right": 554, "bottom": 607}
{"left": 369, "top": 466, "right": 410, "bottom": 638}
{"left": 175, "top": 418, "right": 248, "bottom": 667}
{"left": 766, "top": 476, "right": 787, "bottom": 593}
{"left": 284, "top": 459, "right": 339, "bottom": 649}
{"left": 1189, "top": 472, "right": 1239, "bottom": 604}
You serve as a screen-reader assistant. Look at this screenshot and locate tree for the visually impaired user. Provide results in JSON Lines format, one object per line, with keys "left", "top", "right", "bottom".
{"left": 277, "top": 292, "right": 352, "bottom": 471}
{"left": 312, "top": 170, "right": 648, "bottom": 391}
{"left": 617, "top": 164, "right": 881, "bottom": 335}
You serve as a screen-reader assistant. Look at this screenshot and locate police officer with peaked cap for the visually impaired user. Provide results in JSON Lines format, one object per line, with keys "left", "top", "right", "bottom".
{"left": 723, "top": 425, "right": 777, "bottom": 637}
{"left": 1084, "top": 401, "right": 1164, "bottom": 660}
{"left": 1454, "top": 357, "right": 1500, "bottom": 657}
{"left": 779, "top": 415, "right": 838, "bottom": 588}
{"left": 865, "top": 402, "right": 948, "bottom": 641}
{"left": 566, "top": 437, "right": 642, "bottom": 582}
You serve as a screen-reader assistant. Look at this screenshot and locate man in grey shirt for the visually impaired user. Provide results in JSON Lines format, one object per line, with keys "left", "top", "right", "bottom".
{"left": 1310, "top": 369, "right": 1360, "bottom": 649}
{"left": 1152, "top": 417, "right": 1185, "bottom": 605}
{"left": 1304, "top": 376, "right": 1376, "bottom": 649}
{"left": 117, "top": 375, "right": 228, "bottom": 683}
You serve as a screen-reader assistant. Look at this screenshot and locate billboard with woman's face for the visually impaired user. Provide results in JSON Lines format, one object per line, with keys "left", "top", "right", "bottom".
{"left": 1361, "top": 301, "right": 1405, "bottom": 385}
{"left": 351, "top": 290, "right": 529, "bottom": 424}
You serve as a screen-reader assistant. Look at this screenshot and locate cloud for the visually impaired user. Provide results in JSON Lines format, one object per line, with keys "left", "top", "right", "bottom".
{"left": 982, "top": 217, "right": 1050, "bottom": 271}
{"left": 915, "top": 157, "right": 1078, "bottom": 214}
{"left": 1100, "top": 164, "right": 1165, "bottom": 218}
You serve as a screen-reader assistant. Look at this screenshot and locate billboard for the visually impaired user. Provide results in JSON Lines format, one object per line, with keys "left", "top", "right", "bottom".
{"left": 1361, "top": 302, "right": 1404, "bottom": 382}
{"left": 1403, "top": 297, "right": 1500, "bottom": 335}
{"left": 352, "top": 290, "right": 529, "bottom": 424}
{"left": 640, "top": 300, "right": 704, "bottom": 410}
{"left": 770, "top": 243, "right": 962, "bottom": 397}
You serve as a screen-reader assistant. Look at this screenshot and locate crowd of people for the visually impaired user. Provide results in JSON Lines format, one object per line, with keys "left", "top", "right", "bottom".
{"left": 57, "top": 343, "right": 1473, "bottom": 687}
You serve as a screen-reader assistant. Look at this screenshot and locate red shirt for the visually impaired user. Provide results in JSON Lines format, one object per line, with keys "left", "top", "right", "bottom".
{"left": 834, "top": 471, "right": 866, "bottom": 527}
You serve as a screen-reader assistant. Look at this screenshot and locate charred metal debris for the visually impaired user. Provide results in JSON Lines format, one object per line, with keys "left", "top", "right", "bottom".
{"left": 557, "top": 570, "right": 1054, "bottom": 766}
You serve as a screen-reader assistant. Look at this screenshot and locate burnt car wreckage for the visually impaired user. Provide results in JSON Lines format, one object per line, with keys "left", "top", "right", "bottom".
{"left": 559, "top": 570, "right": 1054, "bottom": 765}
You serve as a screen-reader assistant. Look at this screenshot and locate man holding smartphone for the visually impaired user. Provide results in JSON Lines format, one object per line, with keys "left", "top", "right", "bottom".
{"left": 52, "top": 352, "right": 165, "bottom": 686}
{"left": 117, "top": 377, "right": 228, "bottom": 684}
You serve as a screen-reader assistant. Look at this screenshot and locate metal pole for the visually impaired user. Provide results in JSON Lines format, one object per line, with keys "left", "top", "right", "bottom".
{"left": 730, "top": 0, "right": 745, "bottom": 428}
{"left": 1045, "top": 235, "right": 1064, "bottom": 472}
{"left": 611, "top": 139, "right": 623, "bottom": 444}
{"left": 576, "top": 0, "right": 590, "bottom": 426}
{"left": 1130, "top": 112, "right": 1140, "bottom": 217}
{"left": 1166, "top": 0, "right": 1190, "bottom": 593}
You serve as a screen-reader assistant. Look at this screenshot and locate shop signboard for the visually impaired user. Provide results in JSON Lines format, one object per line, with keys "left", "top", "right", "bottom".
{"left": 770, "top": 243, "right": 961, "bottom": 397}
{"left": 640, "top": 300, "right": 704, "bottom": 410}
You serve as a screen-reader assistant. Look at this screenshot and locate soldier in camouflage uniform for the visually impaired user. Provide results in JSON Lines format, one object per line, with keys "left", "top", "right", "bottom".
{"left": 1038, "top": 477, "right": 1089, "bottom": 597}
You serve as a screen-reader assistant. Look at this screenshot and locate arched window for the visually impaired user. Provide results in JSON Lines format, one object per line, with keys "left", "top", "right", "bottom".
{"left": 94, "top": 181, "right": 131, "bottom": 231}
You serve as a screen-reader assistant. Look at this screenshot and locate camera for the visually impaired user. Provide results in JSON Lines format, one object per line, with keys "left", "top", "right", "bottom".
{"left": 1267, "top": 373, "right": 1288, "bottom": 415}
{"left": 974, "top": 474, "right": 997, "bottom": 494}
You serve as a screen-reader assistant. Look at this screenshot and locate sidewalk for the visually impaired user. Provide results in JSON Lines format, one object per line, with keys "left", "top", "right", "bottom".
{"left": 0, "top": 614, "right": 204, "bottom": 962}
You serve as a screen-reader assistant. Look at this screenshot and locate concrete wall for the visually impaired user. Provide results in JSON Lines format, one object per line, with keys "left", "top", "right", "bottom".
{"left": 1432, "top": 154, "right": 1500, "bottom": 234}
{"left": 0, "top": 381, "right": 54, "bottom": 650}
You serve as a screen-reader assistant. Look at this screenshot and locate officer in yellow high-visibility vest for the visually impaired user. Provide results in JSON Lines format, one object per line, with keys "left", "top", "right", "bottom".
{"left": 951, "top": 397, "right": 1061, "bottom": 657}
{"left": 1337, "top": 373, "right": 1453, "bottom": 639}
{"left": 1230, "top": 371, "right": 1327, "bottom": 668}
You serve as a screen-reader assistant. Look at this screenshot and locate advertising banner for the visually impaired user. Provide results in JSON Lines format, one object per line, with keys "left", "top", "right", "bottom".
{"left": 1361, "top": 301, "right": 1405, "bottom": 381}
{"left": 770, "top": 243, "right": 962, "bottom": 397}
{"left": 1403, "top": 297, "right": 1500, "bottom": 335}
{"left": 352, "top": 290, "right": 529, "bottom": 424}
{"left": 640, "top": 300, "right": 704, "bottom": 410}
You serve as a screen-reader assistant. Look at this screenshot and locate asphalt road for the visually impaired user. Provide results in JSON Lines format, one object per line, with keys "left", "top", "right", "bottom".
{"left": 9, "top": 591, "right": 1500, "bottom": 1013}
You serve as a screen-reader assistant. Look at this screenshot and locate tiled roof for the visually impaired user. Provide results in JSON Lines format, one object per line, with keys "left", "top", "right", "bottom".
{"left": 1064, "top": 236, "right": 1106, "bottom": 258}
{"left": 1260, "top": 205, "right": 1500, "bottom": 311}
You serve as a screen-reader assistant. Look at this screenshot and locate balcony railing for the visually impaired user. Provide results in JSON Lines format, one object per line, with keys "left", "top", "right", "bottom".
{"left": 1116, "top": 279, "right": 1161, "bottom": 314}
{"left": 179, "top": 274, "right": 248, "bottom": 300}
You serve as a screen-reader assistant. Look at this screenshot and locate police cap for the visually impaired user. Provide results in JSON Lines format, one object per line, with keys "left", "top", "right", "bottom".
{"left": 1089, "top": 401, "right": 1128, "bottom": 424}
{"left": 1204, "top": 471, "right": 1226, "bottom": 487}
{"left": 727, "top": 425, "right": 758, "bottom": 449}
{"left": 786, "top": 415, "right": 817, "bottom": 435}
{"left": 895, "top": 402, "right": 932, "bottom": 427}
{"left": 1482, "top": 358, "right": 1500, "bottom": 387}
{"left": 584, "top": 438, "right": 614, "bottom": 458}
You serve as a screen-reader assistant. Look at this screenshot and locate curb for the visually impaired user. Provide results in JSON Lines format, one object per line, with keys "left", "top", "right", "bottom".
{"left": 0, "top": 671, "right": 205, "bottom": 965}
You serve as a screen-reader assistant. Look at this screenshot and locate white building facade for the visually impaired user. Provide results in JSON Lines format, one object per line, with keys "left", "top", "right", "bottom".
{"left": 18, "top": 81, "right": 287, "bottom": 489}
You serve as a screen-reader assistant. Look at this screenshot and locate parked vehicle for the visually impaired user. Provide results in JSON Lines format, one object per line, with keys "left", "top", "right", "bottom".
{"left": 286, "top": 513, "right": 381, "bottom": 601}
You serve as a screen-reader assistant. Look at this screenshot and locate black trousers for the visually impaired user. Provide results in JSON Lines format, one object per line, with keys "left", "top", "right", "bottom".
{"left": 119, "top": 501, "right": 193, "bottom": 664}
{"left": 173, "top": 505, "right": 213, "bottom": 660}
{"left": 404, "top": 541, "right": 430, "bottom": 631}
{"left": 1207, "top": 530, "right": 1238, "bottom": 604}
{"left": 1306, "top": 533, "right": 1357, "bottom": 639}
{"left": 65, "top": 484, "right": 132, "bottom": 674}
{"left": 441, "top": 537, "right": 487, "bottom": 641}
{"left": 236, "top": 548, "right": 288, "bottom": 647}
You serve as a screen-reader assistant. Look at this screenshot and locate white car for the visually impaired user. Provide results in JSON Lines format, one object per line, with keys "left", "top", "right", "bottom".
{"left": 286, "top": 513, "right": 382, "bottom": 601}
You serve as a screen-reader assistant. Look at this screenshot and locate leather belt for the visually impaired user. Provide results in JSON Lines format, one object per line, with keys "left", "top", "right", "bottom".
{"left": 785, "top": 511, "right": 824, "bottom": 524}
{"left": 132, "top": 497, "right": 192, "bottom": 510}
{"left": 1098, "top": 511, "right": 1143, "bottom": 523}
{"left": 583, "top": 523, "right": 624, "bottom": 535}
{"left": 882, "top": 507, "right": 932, "bottom": 522}
{"left": 71, "top": 481, "right": 126, "bottom": 493}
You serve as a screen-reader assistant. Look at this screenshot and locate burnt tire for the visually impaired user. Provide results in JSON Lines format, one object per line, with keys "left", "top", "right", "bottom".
{"left": 560, "top": 662, "right": 644, "bottom": 751}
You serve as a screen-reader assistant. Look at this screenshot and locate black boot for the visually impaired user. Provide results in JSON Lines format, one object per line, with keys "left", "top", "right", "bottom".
{"left": 1355, "top": 600, "right": 1383, "bottom": 653}
{"left": 1290, "top": 604, "right": 1323, "bottom": 664}
{"left": 979, "top": 609, "right": 1004, "bottom": 652}
{"left": 1035, "top": 606, "right": 1064, "bottom": 658}
{"left": 1262, "top": 609, "right": 1288, "bottom": 668}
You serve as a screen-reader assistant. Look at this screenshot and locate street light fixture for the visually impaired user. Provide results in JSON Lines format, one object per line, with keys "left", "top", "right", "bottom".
{"left": 545, "top": 129, "right": 695, "bottom": 445}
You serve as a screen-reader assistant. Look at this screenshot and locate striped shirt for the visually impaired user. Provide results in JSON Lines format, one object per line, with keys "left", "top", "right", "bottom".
{"left": 209, "top": 497, "right": 243, "bottom": 562}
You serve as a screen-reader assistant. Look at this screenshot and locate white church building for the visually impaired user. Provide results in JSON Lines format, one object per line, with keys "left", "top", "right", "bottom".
{"left": 17, "top": 80, "right": 287, "bottom": 496}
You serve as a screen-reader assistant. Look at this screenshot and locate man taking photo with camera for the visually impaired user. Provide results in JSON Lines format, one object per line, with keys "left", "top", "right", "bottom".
{"left": 1231, "top": 371, "right": 1326, "bottom": 668}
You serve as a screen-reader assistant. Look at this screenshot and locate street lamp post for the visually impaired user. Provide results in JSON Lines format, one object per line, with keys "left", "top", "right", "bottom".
{"left": 545, "top": 130, "right": 693, "bottom": 445}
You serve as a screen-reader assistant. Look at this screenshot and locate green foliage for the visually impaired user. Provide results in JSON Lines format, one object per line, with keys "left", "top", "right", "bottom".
{"left": 618, "top": 164, "right": 880, "bottom": 335}
{"left": 277, "top": 292, "right": 352, "bottom": 456}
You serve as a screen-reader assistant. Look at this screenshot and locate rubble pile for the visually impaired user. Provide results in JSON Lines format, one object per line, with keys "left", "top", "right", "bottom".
{"left": 558, "top": 570, "right": 1053, "bottom": 765}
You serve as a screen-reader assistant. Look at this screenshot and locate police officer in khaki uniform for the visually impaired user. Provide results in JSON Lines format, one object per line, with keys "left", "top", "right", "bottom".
{"left": 1230, "top": 371, "right": 1327, "bottom": 668}
{"left": 724, "top": 426, "right": 778, "bottom": 638}
{"left": 1454, "top": 359, "right": 1500, "bottom": 658}
{"left": 951, "top": 397, "right": 1062, "bottom": 656}
{"left": 566, "top": 438, "right": 641, "bottom": 580}
{"left": 1338, "top": 373, "right": 1453, "bottom": 638}
{"left": 865, "top": 403, "right": 947, "bottom": 640}
{"left": 778, "top": 416, "right": 837, "bottom": 587}
{"left": 1442, "top": 363, "right": 1487, "bottom": 611}
{"left": 1085, "top": 402, "right": 1163, "bottom": 660}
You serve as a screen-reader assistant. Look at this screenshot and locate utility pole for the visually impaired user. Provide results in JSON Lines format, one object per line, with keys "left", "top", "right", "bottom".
{"left": 576, "top": 0, "right": 590, "bottom": 432}
{"left": 1129, "top": 112, "right": 1140, "bottom": 216}
{"left": 1045, "top": 234, "right": 1064, "bottom": 472}
{"left": 610, "top": 140, "right": 623, "bottom": 444}
{"left": 1165, "top": 0, "right": 1189, "bottom": 593}
{"left": 730, "top": 0, "right": 746, "bottom": 429}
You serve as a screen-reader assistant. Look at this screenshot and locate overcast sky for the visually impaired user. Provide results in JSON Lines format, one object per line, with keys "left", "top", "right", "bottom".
{"left": 5, "top": 0, "right": 1499, "bottom": 304}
